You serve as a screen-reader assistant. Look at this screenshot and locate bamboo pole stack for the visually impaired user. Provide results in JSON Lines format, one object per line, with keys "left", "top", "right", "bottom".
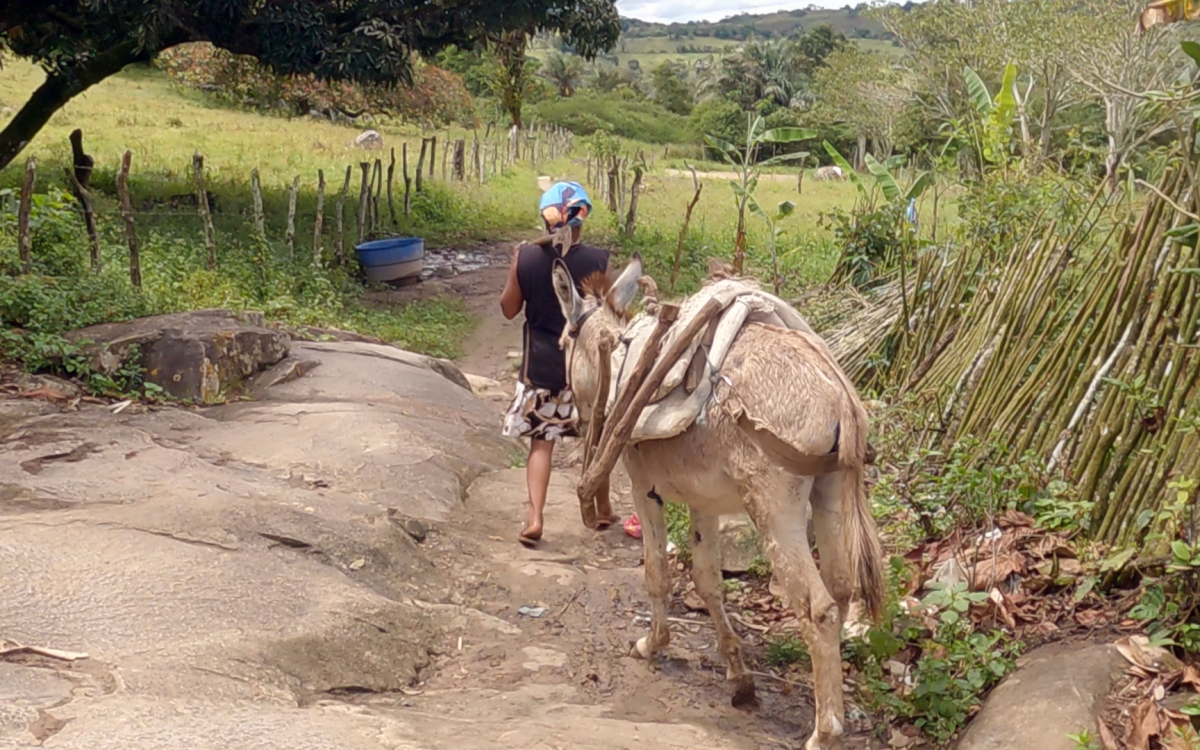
{"left": 827, "top": 151, "right": 1200, "bottom": 548}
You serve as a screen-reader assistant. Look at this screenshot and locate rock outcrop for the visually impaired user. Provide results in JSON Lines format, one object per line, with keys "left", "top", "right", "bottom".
{"left": 68, "top": 309, "right": 289, "bottom": 403}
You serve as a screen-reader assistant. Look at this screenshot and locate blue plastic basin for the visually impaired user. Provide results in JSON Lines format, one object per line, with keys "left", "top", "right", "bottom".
{"left": 354, "top": 236, "right": 425, "bottom": 283}
{"left": 355, "top": 236, "right": 425, "bottom": 267}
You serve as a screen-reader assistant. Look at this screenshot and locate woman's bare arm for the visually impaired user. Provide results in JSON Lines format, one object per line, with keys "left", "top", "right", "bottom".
{"left": 500, "top": 244, "right": 525, "bottom": 320}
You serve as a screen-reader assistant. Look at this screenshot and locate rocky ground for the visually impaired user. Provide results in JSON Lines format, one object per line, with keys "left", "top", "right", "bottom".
{"left": 0, "top": 246, "right": 1143, "bottom": 750}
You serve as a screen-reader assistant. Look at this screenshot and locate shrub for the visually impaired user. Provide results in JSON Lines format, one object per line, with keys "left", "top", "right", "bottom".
{"left": 530, "top": 93, "right": 692, "bottom": 144}
{"left": 156, "top": 43, "right": 476, "bottom": 127}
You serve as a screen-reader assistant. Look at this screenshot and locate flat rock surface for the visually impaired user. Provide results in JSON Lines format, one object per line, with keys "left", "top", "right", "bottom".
{"left": 0, "top": 332, "right": 783, "bottom": 750}
{"left": 955, "top": 641, "right": 1127, "bottom": 750}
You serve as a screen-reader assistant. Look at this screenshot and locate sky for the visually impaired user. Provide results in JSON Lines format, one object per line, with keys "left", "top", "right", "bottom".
{"left": 615, "top": 0, "right": 865, "bottom": 24}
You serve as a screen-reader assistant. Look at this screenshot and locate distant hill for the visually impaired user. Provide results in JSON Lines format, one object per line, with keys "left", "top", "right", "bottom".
{"left": 619, "top": 5, "right": 894, "bottom": 42}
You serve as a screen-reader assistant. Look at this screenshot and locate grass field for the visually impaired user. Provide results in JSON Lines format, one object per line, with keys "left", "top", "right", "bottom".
{"left": 0, "top": 58, "right": 880, "bottom": 373}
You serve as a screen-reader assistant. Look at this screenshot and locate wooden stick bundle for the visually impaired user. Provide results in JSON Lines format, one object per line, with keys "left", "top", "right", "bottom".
{"left": 576, "top": 299, "right": 727, "bottom": 520}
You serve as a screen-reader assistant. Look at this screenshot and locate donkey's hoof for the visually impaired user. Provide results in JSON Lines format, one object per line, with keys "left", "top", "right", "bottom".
{"left": 730, "top": 675, "right": 757, "bottom": 708}
{"left": 634, "top": 636, "right": 653, "bottom": 659}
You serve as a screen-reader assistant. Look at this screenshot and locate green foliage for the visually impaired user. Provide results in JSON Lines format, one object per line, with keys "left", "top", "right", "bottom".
{"left": 664, "top": 501, "right": 692, "bottom": 563}
{"left": 822, "top": 202, "right": 906, "bottom": 289}
{"left": 690, "top": 99, "right": 747, "bottom": 156}
{"left": 157, "top": 44, "right": 477, "bottom": 126}
{"left": 0, "top": 0, "right": 621, "bottom": 168}
{"left": 848, "top": 578, "right": 1020, "bottom": 745}
{"left": 650, "top": 61, "right": 694, "bottom": 116}
{"left": 766, "top": 634, "right": 811, "bottom": 667}
{"left": 531, "top": 93, "right": 693, "bottom": 143}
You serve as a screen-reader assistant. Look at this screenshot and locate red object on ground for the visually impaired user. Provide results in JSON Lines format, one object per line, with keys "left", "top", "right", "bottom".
{"left": 624, "top": 513, "right": 642, "bottom": 539}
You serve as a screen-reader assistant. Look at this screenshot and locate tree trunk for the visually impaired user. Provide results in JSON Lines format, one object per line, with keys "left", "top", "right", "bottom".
{"left": 0, "top": 41, "right": 152, "bottom": 171}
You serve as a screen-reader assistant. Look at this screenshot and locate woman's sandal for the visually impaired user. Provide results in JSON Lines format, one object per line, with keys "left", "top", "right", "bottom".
{"left": 518, "top": 525, "right": 542, "bottom": 548}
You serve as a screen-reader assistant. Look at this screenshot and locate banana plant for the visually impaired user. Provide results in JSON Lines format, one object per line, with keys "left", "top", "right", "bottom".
{"left": 705, "top": 112, "right": 815, "bottom": 273}
{"left": 745, "top": 197, "right": 795, "bottom": 294}
{"left": 963, "top": 62, "right": 1019, "bottom": 166}
{"left": 823, "top": 141, "right": 933, "bottom": 209}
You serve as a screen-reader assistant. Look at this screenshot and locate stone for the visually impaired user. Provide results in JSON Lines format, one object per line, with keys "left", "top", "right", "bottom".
{"left": 719, "top": 515, "right": 763, "bottom": 573}
{"left": 249, "top": 355, "right": 320, "bottom": 398}
{"left": 955, "top": 642, "right": 1127, "bottom": 750}
{"left": 67, "top": 309, "right": 289, "bottom": 404}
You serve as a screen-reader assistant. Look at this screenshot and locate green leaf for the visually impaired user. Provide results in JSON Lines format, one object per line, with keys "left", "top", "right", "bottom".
{"left": 941, "top": 609, "right": 960, "bottom": 625}
{"left": 1074, "top": 575, "right": 1097, "bottom": 601}
{"left": 864, "top": 153, "right": 902, "bottom": 203}
{"left": 994, "top": 61, "right": 1019, "bottom": 121}
{"left": 1171, "top": 540, "right": 1194, "bottom": 563}
{"left": 963, "top": 66, "right": 993, "bottom": 114}
{"left": 704, "top": 134, "right": 737, "bottom": 155}
{"left": 758, "top": 151, "right": 810, "bottom": 167}
{"left": 905, "top": 171, "right": 934, "bottom": 202}
{"left": 760, "top": 127, "right": 817, "bottom": 144}
{"left": 746, "top": 194, "right": 768, "bottom": 224}
{"left": 775, "top": 200, "right": 796, "bottom": 219}
{"left": 1183, "top": 41, "right": 1200, "bottom": 67}
{"left": 1099, "top": 547, "right": 1136, "bottom": 572}
{"left": 823, "top": 141, "right": 864, "bottom": 197}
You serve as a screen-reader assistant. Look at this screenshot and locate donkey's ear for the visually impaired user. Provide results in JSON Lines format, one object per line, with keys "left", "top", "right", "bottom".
{"left": 552, "top": 258, "right": 583, "bottom": 325}
{"left": 606, "top": 253, "right": 643, "bottom": 314}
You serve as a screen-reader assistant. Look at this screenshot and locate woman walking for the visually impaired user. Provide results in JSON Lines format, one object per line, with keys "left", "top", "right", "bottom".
{"left": 500, "top": 181, "right": 617, "bottom": 546}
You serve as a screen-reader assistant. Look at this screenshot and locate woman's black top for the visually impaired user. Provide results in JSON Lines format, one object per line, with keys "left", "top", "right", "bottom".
{"left": 517, "top": 242, "right": 610, "bottom": 393}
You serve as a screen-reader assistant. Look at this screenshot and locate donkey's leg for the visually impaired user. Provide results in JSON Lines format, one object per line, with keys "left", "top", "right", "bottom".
{"left": 689, "top": 507, "right": 755, "bottom": 706}
{"left": 630, "top": 472, "right": 672, "bottom": 659}
{"left": 745, "top": 475, "right": 846, "bottom": 750}
{"left": 810, "top": 471, "right": 854, "bottom": 629}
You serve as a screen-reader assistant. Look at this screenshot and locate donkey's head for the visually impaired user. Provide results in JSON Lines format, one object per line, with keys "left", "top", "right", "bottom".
{"left": 552, "top": 254, "right": 643, "bottom": 415}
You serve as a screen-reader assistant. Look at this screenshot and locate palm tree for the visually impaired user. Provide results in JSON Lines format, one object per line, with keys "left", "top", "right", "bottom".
{"left": 542, "top": 52, "right": 585, "bottom": 97}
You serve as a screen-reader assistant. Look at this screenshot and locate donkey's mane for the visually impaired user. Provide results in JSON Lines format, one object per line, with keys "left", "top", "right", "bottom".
{"left": 579, "top": 271, "right": 612, "bottom": 302}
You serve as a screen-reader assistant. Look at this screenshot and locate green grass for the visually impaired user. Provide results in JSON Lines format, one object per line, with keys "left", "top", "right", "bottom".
{"left": 0, "top": 56, "right": 880, "bottom": 389}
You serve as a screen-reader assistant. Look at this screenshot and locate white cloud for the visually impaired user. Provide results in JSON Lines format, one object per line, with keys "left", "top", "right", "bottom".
{"left": 616, "top": 0, "right": 861, "bottom": 24}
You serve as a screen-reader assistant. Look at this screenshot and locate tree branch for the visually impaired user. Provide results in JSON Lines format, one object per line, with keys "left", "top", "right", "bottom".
{"left": 0, "top": 39, "right": 159, "bottom": 170}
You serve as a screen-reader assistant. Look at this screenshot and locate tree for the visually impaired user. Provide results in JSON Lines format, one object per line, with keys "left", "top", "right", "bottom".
{"left": 1065, "top": 0, "right": 1186, "bottom": 187}
{"left": 543, "top": 52, "right": 585, "bottom": 97}
{"left": 795, "top": 24, "right": 849, "bottom": 77}
{"left": 651, "top": 61, "right": 694, "bottom": 115}
{"left": 811, "top": 47, "right": 907, "bottom": 165}
{"left": 704, "top": 114, "right": 814, "bottom": 273}
{"left": 0, "top": 0, "right": 620, "bottom": 170}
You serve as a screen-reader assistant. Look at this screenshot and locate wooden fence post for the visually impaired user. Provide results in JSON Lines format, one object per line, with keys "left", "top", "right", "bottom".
{"left": 429, "top": 135, "right": 437, "bottom": 177}
{"left": 250, "top": 168, "right": 266, "bottom": 238}
{"left": 357, "top": 162, "right": 370, "bottom": 244}
{"left": 193, "top": 153, "right": 217, "bottom": 269}
{"left": 624, "top": 162, "right": 644, "bottom": 238}
{"left": 285, "top": 175, "right": 299, "bottom": 257}
{"left": 403, "top": 144, "right": 412, "bottom": 217}
{"left": 335, "top": 165, "right": 351, "bottom": 264}
{"left": 387, "top": 148, "right": 397, "bottom": 225}
{"left": 442, "top": 137, "right": 451, "bottom": 180}
{"left": 471, "top": 137, "right": 480, "bottom": 181}
{"left": 453, "top": 139, "right": 465, "bottom": 181}
{"left": 481, "top": 142, "right": 489, "bottom": 185}
{"left": 116, "top": 150, "right": 140, "bottom": 290}
{"left": 68, "top": 129, "right": 100, "bottom": 270}
{"left": 313, "top": 169, "right": 325, "bottom": 266}
{"left": 416, "top": 139, "right": 426, "bottom": 194}
{"left": 17, "top": 156, "right": 35, "bottom": 274}
{"left": 371, "top": 159, "right": 382, "bottom": 233}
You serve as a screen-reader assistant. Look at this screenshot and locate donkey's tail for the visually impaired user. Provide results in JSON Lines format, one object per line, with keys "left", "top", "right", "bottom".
{"left": 843, "top": 461, "right": 886, "bottom": 621}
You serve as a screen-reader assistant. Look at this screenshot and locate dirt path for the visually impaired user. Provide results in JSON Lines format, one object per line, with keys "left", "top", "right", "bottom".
{"left": 398, "top": 257, "right": 836, "bottom": 749}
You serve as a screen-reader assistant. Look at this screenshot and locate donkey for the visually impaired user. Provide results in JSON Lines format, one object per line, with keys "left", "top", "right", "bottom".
{"left": 553, "top": 257, "right": 884, "bottom": 750}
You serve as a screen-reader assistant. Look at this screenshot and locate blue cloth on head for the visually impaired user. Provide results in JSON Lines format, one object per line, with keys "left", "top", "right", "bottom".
{"left": 539, "top": 181, "right": 592, "bottom": 230}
